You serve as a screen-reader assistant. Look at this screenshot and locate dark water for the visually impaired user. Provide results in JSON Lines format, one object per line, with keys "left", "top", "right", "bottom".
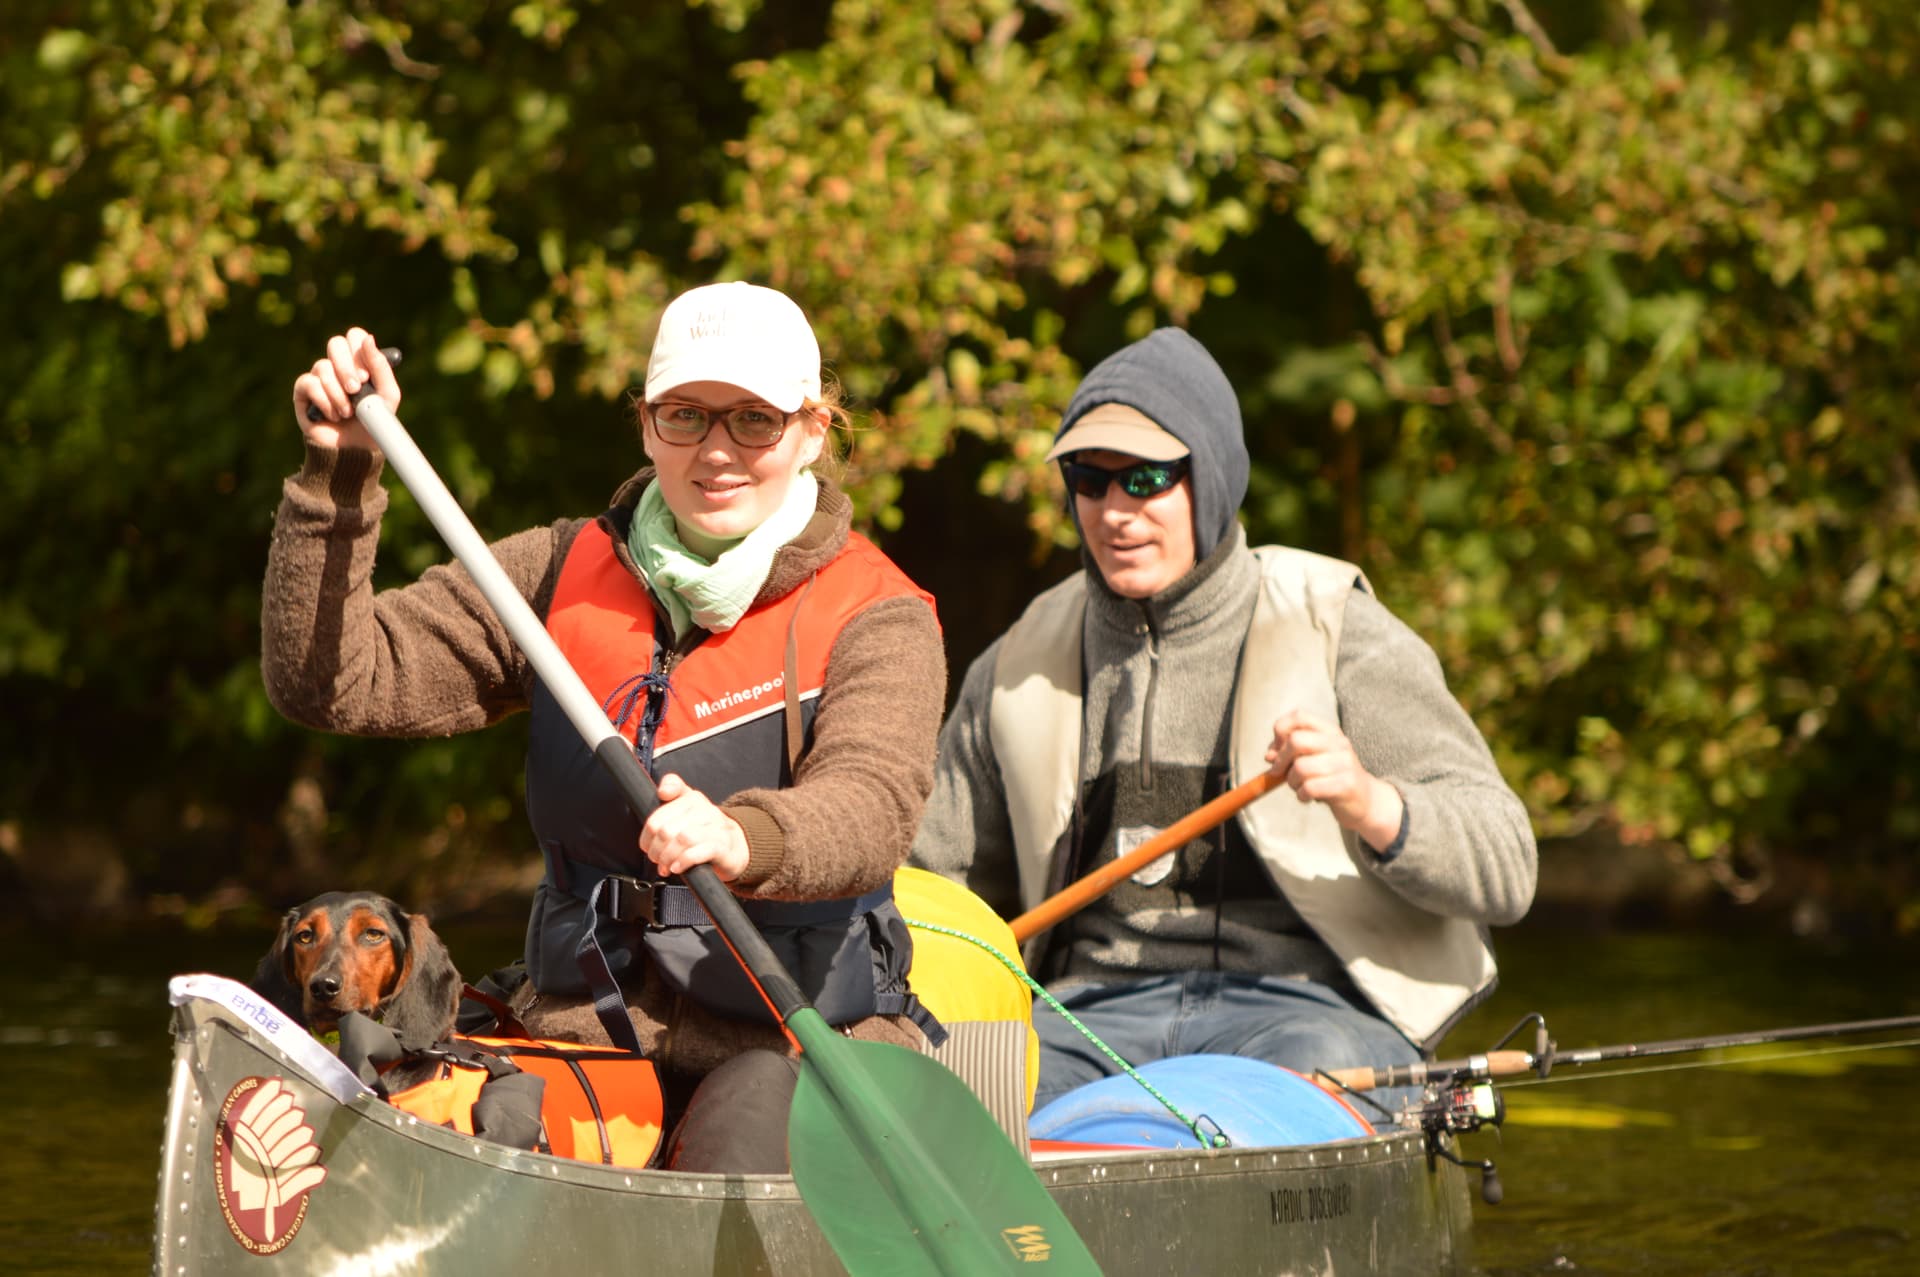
{"left": 1450, "top": 928, "right": 1920, "bottom": 1276}
{"left": 0, "top": 919, "right": 1913, "bottom": 1275}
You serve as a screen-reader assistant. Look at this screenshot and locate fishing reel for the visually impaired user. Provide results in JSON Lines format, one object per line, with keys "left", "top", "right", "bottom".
{"left": 1419, "top": 1077, "right": 1506, "bottom": 1203}
{"left": 1421, "top": 1077, "right": 1505, "bottom": 1138}
{"left": 1415, "top": 1012, "right": 1550, "bottom": 1205}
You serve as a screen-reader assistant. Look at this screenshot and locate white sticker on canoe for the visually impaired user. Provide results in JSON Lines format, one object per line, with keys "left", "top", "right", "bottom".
{"left": 169, "top": 973, "right": 370, "bottom": 1103}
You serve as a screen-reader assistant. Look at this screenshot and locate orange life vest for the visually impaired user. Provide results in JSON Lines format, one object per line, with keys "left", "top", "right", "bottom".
{"left": 522, "top": 514, "right": 943, "bottom": 1038}
{"left": 386, "top": 1034, "right": 665, "bottom": 1168}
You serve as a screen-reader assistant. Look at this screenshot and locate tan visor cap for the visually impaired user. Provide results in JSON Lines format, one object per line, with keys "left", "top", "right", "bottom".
{"left": 1044, "top": 402, "right": 1190, "bottom": 462}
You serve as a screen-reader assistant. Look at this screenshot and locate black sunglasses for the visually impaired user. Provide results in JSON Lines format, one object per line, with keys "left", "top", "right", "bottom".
{"left": 1060, "top": 456, "right": 1191, "bottom": 501}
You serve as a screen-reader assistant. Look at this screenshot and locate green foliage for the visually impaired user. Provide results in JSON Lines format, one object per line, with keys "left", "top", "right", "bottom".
{"left": 1281, "top": 2, "right": 1920, "bottom": 869}
{"left": 3, "top": 0, "right": 1915, "bottom": 913}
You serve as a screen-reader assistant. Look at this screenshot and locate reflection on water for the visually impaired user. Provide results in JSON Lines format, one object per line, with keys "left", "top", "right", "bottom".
{"left": 1452, "top": 929, "right": 1920, "bottom": 1276}
{"left": 0, "top": 920, "right": 1912, "bottom": 1274}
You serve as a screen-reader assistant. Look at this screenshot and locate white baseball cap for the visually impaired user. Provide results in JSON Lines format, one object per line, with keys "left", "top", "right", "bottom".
{"left": 644, "top": 281, "right": 822, "bottom": 413}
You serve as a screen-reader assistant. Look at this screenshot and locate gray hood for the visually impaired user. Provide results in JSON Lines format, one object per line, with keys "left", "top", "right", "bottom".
{"left": 1054, "top": 327, "right": 1249, "bottom": 562}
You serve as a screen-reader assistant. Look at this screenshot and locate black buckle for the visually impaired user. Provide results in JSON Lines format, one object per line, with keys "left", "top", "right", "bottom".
{"left": 599, "top": 874, "right": 657, "bottom": 926}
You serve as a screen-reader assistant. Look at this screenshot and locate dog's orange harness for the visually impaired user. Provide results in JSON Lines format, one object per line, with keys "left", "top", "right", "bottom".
{"left": 385, "top": 1034, "right": 664, "bottom": 1168}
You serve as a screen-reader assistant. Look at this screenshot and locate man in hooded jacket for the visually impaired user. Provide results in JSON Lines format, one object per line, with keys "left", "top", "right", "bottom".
{"left": 911, "top": 327, "right": 1538, "bottom": 1115}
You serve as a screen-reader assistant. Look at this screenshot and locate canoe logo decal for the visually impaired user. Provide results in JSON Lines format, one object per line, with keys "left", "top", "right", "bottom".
{"left": 212, "top": 1076, "right": 328, "bottom": 1255}
{"left": 1001, "top": 1224, "right": 1052, "bottom": 1262}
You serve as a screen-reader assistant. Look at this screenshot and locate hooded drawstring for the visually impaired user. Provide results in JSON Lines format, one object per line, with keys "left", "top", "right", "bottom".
{"left": 1137, "top": 600, "right": 1163, "bottom": 792}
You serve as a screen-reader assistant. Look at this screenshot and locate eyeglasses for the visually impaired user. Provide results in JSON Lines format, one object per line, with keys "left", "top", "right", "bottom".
{"left": 645, "top": 400, "right": 795, "bottom": 448}
{"left": 1060, "top": 456, "right": 1191, "bottom": 501}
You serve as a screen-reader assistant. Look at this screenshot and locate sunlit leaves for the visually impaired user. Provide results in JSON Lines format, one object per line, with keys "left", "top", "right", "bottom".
{"left": 6, "top": 0, "right": 1919, "bottom": 909}
{"left": 1281, "top": 1, "right": 1920, "bottom": 872}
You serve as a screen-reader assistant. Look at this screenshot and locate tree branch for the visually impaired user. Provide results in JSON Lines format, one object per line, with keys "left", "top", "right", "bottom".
{"left": 1498, "top": 0, "right": 1567, "bottom": 67}
{"left": 1433, "top": 309, "right": 1515, "bottom": 452}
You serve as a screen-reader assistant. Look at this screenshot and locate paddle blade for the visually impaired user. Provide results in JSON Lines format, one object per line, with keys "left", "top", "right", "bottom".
{"left": 786, "top": 1016, "right": 1101, "bottom": 1276}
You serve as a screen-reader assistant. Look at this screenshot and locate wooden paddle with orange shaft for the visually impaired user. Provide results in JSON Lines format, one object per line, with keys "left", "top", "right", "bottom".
{"left": 1007, "top": 769, "right": 1286, "bottom": 944}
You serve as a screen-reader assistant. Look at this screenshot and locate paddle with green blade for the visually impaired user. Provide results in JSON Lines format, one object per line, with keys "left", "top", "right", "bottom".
{"left": 331, "top": 354, "right": 1101, "bottom": 1276}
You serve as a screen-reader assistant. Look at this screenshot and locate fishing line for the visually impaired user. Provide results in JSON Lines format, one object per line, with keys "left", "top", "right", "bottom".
{"left": 904, "top": 916, "right": 1230, "bottom": 1148}
{"left": 1495, "top": 1035, "right": 1920, "bottom": 1089}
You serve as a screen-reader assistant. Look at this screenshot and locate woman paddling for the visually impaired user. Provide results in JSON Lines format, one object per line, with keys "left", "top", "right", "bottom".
{"left": 264, "top": 281, "right": 947, "bottom": 1172}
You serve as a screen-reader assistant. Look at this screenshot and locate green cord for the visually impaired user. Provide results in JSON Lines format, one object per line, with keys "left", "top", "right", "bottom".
{"left": 905, "top": 916, "right": 1231, "bottom": 1149}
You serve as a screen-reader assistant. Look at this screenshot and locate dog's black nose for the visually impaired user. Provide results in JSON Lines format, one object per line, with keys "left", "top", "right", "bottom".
{"left": 309, "top": 974, "right": 341, "bottom": 1000}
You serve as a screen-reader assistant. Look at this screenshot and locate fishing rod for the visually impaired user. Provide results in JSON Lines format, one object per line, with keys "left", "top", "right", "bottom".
{"left": 1318, "top": 1011, "right": 1920, "bottom": 1094}
{"left": 1316, "top": 1011, "right": 1920, "bottom": 1207}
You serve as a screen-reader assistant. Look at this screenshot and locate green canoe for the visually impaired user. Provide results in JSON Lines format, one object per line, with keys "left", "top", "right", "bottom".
{"left": 155, "top": 974, "right": 1475, "bottom": 1275}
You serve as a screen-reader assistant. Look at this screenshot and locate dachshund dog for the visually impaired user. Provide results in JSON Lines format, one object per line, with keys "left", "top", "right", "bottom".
{"left": 250, "top": 891, "right": 462, "bottom": 1058}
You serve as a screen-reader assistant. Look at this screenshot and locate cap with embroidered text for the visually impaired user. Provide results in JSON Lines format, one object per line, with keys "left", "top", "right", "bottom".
{"left": 645, "top": 282, "right": 822, "bottom": 413}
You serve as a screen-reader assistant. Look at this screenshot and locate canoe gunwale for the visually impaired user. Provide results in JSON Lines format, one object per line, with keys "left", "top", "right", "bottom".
{"left": 1031, "top": 1128, "right": 1436, "bottom": 1189}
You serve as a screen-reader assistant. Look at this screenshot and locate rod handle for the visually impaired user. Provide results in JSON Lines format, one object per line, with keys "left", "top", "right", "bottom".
{"left": 1318, "top": 1050, "right": 1536, "bottom": 1093}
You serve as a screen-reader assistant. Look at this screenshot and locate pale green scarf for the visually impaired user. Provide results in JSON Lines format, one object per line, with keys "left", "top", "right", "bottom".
{"left": 628, "top": 471, "right": 819, "bottom": 640}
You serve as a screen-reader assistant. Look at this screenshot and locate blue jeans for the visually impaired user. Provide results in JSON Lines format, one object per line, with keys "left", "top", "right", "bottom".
{"left": 1033, "top": 972, "right": 1424, "bottom": 1122}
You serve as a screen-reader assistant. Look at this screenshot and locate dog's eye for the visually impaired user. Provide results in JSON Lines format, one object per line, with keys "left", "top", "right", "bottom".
{"left": 359, "top": 928, "right": 387, "bottom": 946}
{"left": 293, "top": 927, "right": 316, "bottom": 945}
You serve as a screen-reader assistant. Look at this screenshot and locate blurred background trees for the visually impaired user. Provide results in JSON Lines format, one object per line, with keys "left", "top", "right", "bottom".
{"left": 3, "top": 0, "right": 1914, "bottom": 930}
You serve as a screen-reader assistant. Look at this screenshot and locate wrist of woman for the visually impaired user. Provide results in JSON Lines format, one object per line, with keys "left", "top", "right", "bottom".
{"left": 724, "top": 804, "right": 785, "bottom": 885}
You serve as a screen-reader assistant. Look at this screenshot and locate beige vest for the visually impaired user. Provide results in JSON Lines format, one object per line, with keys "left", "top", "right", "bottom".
{"left": 987, "top": 546, "right": 1495, "bottom": 1048}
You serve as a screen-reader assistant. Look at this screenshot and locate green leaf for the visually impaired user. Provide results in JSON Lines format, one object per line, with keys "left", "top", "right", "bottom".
{"left": 436, "top": 329, "right": 486, "bottom": 376}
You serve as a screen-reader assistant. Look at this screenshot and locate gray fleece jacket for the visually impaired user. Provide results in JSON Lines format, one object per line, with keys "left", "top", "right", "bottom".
{"left": 911, "top": 327, "right": 1536, "bottom": 1021}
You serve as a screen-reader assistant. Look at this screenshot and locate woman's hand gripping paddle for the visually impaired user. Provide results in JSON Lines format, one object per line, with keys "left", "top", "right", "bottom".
{"left": 337, "top": 373, "right": 1101, "bottom": 1276}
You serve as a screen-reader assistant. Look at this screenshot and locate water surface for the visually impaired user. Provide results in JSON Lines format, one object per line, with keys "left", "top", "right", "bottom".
{"left": 1453, "top": 928, "right": 1919, "bottom": 1276}
{"left": 0, "top": 919, "right": 1912, "bottom": 1274}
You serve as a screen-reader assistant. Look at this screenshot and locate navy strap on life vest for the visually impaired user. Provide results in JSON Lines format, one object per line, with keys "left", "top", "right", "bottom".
{"left": 578, "top": 874, "right": 646, "bottom": 1052}
{"left": 575, "top": 864, "right": 895, "bottom": 929}
{"left": 570, "top": 866, "right": 943, "bottom": 1050}
{"left": 873, "top": 989, "right": 945, "bottom": 1042}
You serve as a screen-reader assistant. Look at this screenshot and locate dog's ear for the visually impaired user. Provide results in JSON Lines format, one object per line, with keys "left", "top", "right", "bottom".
{"left": 249, "top": 906, "right": 308, "bottom": 1026}
{"left": 380, "top": 912, "right": 462, "bottom": 1052}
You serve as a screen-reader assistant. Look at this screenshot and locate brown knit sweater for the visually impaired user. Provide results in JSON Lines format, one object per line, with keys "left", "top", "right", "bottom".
{"left": 261, "top": 443, "right": 946, "bottom": 1073}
